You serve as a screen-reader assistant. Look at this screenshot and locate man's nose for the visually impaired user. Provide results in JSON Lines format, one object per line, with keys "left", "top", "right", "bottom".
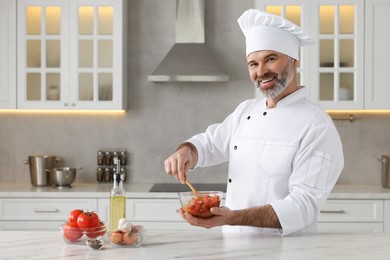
{"left": 256, "top": 64, "right": 269, "bottom": 78}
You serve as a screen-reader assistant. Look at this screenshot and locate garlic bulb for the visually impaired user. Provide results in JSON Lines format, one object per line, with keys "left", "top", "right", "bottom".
{"left": 117, "top": 218, "right": 133, "bottom": 232}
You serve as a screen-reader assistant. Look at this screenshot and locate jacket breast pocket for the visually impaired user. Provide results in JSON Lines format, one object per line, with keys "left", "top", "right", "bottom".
{"left": 258, "top": 141, "right": 298, "bottom": 176}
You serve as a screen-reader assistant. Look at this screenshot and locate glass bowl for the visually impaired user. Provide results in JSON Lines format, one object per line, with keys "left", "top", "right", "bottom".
{"left": 178, "top": 191, "right": 224, "bottom": 218}
{"left": 109, "top": 225, "right": 145, "bottom": 247}
{"left": 59, "top": 223, "right": 107, "bottom": 245}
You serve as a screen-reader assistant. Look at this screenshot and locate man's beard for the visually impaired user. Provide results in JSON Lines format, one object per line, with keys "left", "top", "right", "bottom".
{"left": 253, "top": 59, "right": 295, "bottom": 98}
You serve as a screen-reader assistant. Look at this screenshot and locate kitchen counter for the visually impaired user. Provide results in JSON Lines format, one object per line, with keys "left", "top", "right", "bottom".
{"left": 1, "top": 183, "right": 390, "bottom": 199}
{"left": 1, "top": 230, "right": 390, "bottom": 259}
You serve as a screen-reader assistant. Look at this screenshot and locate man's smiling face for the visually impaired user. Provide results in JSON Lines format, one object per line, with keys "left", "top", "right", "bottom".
{"left": 247, "top": 50, "right": 296, "bottom": 99}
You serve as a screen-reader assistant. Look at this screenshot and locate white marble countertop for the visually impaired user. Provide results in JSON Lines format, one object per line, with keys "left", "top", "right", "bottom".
{"left": 1, "top": 183, "right": 390, "bottom": 199}
{"left": 1, "top": 230, "right": 390, "bottom": 259}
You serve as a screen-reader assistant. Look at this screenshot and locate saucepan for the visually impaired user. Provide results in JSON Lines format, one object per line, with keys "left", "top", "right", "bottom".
{"left": 46, "top": 167, "right": 82, "bottom": 188}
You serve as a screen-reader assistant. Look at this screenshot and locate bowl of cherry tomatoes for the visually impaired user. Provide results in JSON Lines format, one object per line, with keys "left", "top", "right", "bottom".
{"left": 60, "top": 209, "right": 107, "bottom": 245}
{"left": 178, "top": 191, "right": 223, "bottom": 218}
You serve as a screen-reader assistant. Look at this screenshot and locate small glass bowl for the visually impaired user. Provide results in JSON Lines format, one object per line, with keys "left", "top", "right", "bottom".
{"left": 178, "top": 191, "right": 224, "bottom": 218}
{"left": 109, "top": 225, "right": 145, "bottom": 247}
{"left": 86, "top": 237, "right": 104, "bottom": 250}
{"left": 59, "top": 223, "right": 107, "bottom": 245}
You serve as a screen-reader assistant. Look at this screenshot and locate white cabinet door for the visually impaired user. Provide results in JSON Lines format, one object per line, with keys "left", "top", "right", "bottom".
{"left": 69, "top": 0, "right": 127, "bottom": 110}
{"left": 17, "top": 0, "right": 127, "bottom": 110}
{"left": 0, "top": 198, "right": 97, "bottom": 230}
{"left": 384, "top": 200, "right": 390, "bottom": 233}
{"left": 364, "top": 0, "right": 390, "bottom": 109}
{"left": 0, "top": 0, "right": 16, "bottom": 109}
{"left": 318, "top": 199, "right": 384, "bottom": 233}
{"left": 310, "top": 0, "right": 364, "bottom": 110}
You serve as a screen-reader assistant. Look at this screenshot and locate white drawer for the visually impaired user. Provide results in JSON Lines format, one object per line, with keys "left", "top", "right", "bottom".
{"left": 0, "top": 198, "right": 97, "bottom": 221}
{"left": 318, "top": 199, "right": 383, "bottom": 222}
{"left": 128, "top": 199, "right": 182, "bottom": 221}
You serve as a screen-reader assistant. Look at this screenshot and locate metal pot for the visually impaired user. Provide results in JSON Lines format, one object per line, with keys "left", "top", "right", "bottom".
{"left": 24, "top": 155, "right": 61, "bottom": 186}
{"left": 381, "top": 155, "right": 390, "bottom": 188}
{"left": 48, "top": 167, "right": 81, "bottom": 188}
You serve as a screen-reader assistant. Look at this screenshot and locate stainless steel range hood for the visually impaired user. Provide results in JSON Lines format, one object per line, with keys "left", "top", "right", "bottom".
{"left": 148, "top": 0, "right": 229, "bottom": 82}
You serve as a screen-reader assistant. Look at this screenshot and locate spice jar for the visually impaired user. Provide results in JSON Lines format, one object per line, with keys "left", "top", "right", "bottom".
{"left": 104, "top": 152, "right": 111, "bottom": 165}
{"left": 120, "top": 151, "right": 127, "bottom": 166}
{"left": 104, "top": 168, "right": 112, "bottom": 182}
{"left": 96, "top": 167, "right": 104, "bottom": 182}
{"left": 97, "top": 151, "right": 104, "bottom": 166}
{"left": 120, "top": 167, "right": 127, "bottom": 182}
{"left": 112, "top": 152, "right": 118, "bottom": 165}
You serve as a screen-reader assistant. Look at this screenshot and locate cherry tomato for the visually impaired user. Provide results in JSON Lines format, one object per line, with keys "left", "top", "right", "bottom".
{"left": 68, "top": 209, "right": 84, "bottom": 227}
{"left": 63, "top": 223, "right": 83, "bottom": 242}
{"left": 87, "top": 221, "right": 106, "bottom": 238}
{"left": 77, "top": 211, "right": 100, "bottom": 231}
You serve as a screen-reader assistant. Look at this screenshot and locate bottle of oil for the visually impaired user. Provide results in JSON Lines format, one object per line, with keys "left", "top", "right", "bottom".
{"left": 110, "top": 157, "right": 126, "bottom": 232}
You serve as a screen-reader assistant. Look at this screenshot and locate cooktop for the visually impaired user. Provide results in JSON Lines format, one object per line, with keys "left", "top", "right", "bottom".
{"left": 149, "top": 183, "right": 227, "bottom": 192}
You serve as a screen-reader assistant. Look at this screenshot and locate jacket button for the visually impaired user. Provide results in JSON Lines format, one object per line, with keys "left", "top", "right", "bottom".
{"left": 228, "top": 178, "right": 232, "bottom": 183}
{"left": 263, "top": 111, "right": 267, "bottom": 116}
{"left": 247, "top": 116, "right": 251, "bottom": 120}
{"left": 234, "top": 145, "right": 237, "bottom": 150}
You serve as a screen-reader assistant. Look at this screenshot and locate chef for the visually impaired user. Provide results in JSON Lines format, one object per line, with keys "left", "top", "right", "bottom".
{"left": 164, "top": 9, "right": 344, "bottom": 236}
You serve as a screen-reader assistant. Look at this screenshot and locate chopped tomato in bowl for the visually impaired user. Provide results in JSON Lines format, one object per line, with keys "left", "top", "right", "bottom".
{"left": 178, "top": 191, "right": 223, "bottom": 218}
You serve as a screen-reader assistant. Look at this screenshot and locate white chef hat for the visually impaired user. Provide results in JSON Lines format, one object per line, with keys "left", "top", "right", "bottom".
{"left": 237, "top": 9, "right": 315, "bottom": 60}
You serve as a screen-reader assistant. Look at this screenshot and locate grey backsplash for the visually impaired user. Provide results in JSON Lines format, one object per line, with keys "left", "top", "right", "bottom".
{"left": 1, "top": 0, "right": 389, "bottom": 185}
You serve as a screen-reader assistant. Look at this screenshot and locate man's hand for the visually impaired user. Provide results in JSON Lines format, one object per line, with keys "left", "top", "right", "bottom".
{"left": 180, "top": 204, "right": 281, "bottom": 229}
{"left": 179, "top": 206, "right": 233, "bottom": 229}
{"left": 164, "top": 142, "right": 198, "bottom": 184}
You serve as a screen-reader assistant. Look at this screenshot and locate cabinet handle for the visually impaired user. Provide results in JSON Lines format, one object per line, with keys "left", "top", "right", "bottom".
{"left": 33, "top": 208, "right": 59, "bottom": 213}
{"left": 71, "top": 103, "right": 76, "bottom": 106}
{"left": 320, "top": 210, "right": 345, "bottom": 214}
{"left": 64, "top": 103, "right": 68, "bottom": 106}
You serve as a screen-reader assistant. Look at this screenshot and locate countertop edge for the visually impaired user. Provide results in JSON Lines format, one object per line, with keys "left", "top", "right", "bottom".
{"left": 1, "top": 183, "right": 390, "bottom": 199}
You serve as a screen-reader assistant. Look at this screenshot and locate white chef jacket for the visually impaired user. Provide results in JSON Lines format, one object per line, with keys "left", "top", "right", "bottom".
{"left": 187, "top": 87, "right": 344, "bottom": 236}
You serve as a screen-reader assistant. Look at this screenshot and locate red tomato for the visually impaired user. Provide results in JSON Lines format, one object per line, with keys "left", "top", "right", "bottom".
{"left": 87, "top": 221, "right": 106, "bottom": 238}
{"left": 77, "top": 211, "right": 100, "bottom": 231}
{"left": 68, "top": 209, "right": 84, "bottom": 227}
{"left": 63, "top": 223, "right": 83, "bottom": 242}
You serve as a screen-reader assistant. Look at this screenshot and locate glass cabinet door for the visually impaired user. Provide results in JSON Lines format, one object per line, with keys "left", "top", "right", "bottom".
{"left": 17, "top": 0, "right": 126, "bottom": 110}
{"left": 312, "top": 0, "right": 364, "bottom": 109}
{"left": 70, "top": 0, "right": 124, "bottom": 110}
{"left": 18, "top": 1, "right": 68, "bottom": 109}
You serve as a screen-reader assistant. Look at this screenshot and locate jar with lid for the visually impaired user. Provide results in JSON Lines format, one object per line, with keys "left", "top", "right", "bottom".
{"left": 112, "top": 152, "right": 119, "bottom": 165}
{"left": 97, "top": 151, "right": 104, "bottom": 166}
{"left": 120, "top": 167, "right": 127, "bottom": 182}
{"left": 96, "top": 167, "right": 104, "bottom": 182}
{"left": 120, "top": 151, "right": 127, "bottom": 166}
{"left": 104, "top": 168, "right": 112, "bottom": 182}
{"left": 104, "top": 152, "right": 111, "bottom": 165}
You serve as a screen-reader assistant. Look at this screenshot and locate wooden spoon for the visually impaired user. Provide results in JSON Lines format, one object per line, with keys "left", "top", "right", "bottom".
{"left": 185, "top": 179, "right": 200, "bottom": 197}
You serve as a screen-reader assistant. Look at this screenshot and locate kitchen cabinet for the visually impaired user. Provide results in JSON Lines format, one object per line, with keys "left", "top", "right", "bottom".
{"left": 317, "top": 199, "right": 384, "bottom": 233}
{"left": 255, "top": 0, "right": 390, "bottom": 110}
{"left": 0, "top": 198, "right": 97, "bottom": 230}
{"left": 16, "top": 0, "right": 127, "bottom": 110}
{"left": 0, "top": 0, "right": 16, "bottom": 109}
{"left": 98, "top": 198, "right": 221, "bottom": 231}
{"left": 364, "top": 0, "right": 390, "bottom": 110}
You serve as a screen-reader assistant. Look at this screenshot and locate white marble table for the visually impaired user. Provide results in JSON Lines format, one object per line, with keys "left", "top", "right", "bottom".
{"left": 1, "top": 230, "right": 390, "bottom": 259}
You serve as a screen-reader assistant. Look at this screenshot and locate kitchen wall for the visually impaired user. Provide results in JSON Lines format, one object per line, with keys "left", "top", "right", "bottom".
{"left": 0, "top": 0, "right": 389, "bottom": 186}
